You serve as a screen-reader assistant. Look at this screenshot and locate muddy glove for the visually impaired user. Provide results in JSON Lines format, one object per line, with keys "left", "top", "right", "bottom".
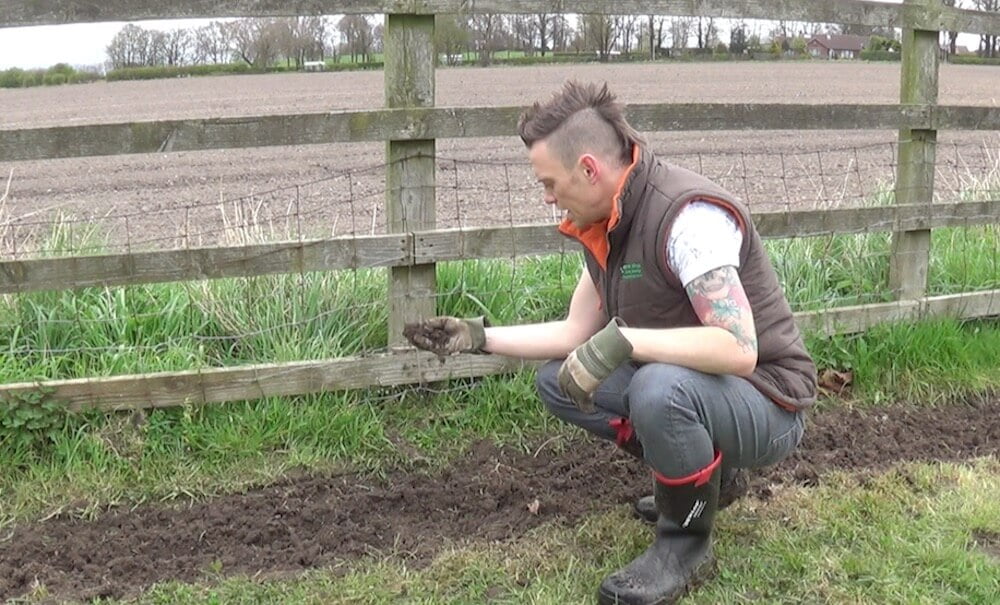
{"left": 558, "top": 317, "right": 633, "bottom": 414}
{"left": 403, "top": 316, "right": 488, "bottom": 358}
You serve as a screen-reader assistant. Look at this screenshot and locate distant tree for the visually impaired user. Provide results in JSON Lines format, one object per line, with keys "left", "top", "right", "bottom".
{"left": 580, "top": 14, "right": 619, "bottom": 60}
{"left": 770, "top": 20, "right": 791, "bottom": 43}
{"left": 434, "top": 15, "right": 470, "bottom": 64}
{"left": 646, "top": 15, "right": 668, "bottom": 59}
{"left": 146, "top": 30, "right": 169, "bottom": 65}
{"left": 193, "top": 21, "right": 233, "bottom": 64}
{"left": 325, "top": 27, "right": 340, "bottom": 62}
{"left": 274, "top": 17, "right": 314, "bottom": 68}
{"left": 551, "top": 15, "right": 573, "bottom": 52}
{"left": 616, "top": 15, "right": 639, "bottom": 55}
{"left": 338, "top": 15, "right": 375, "bottom": 62}
{"left": 162, "top": 28, "right": 192, "bottom": 66}
{"left": 372, "top": 21, "right": 384, "bottom": 54}
{"left": 942, "top": 0, "right": 960, "bottom": 55}
{"left": 228, "top": 20, "right": 254, "bottom": 66}
{"left": 730, "top": 21, "right": 748, "bottom": 55}
{"left": 535, "top": 13, "right": 554, "bottom": 55}
{"left": 971, "top": 0, "right": 999, "bottom": 57}
{"left": 469, "top": 14, "right": 505, "bottom": 65}
{"left": 106, "top": 24, "right": 151, "bottom": 69}
{"left": 311, "top": 17, "right": 331, "bottom": 60}
{"left": 831, "top": 20, "right": 896, "bottom": 39}
{"left": 695, "top": 17, "right": 718, "bottom": 50}
{"left": 229, "top": 18, "right": 283, "bottom": 67}
{"left": 508, "top": 15, "right": 536, "bottom": 54}
{"left": 835, "top": 22, "right": 875, "bottom": 37}
{"left": 288, "top": 16, "right": 328, "bottom": 65}
{"left": 867, "top": 35, "right": 901, "bottom": 52}
{"left": 670, "top": 17, "right": 694, "bottom": 51}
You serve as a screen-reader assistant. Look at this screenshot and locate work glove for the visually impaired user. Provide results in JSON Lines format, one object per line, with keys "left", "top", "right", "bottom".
{"left": 558, "top": 317, "right": 633, "bottom": 414}
{"left": 403, "top": 316, "right": 488, "bottom": 358}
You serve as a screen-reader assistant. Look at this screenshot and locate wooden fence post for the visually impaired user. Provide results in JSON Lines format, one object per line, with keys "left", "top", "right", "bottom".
{"left": 891, "top": 0, "right": 940, "bottom": 300}
{"left": 385, "top": 14, "right": 436, "bottom": 345}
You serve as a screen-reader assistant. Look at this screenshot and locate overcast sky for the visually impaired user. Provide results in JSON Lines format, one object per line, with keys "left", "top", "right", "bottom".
{"left": 0, "top": 19, "right": 215, "bottom": 69}
{"left": 0, "top": 5, "right": 984, "bottom": 71}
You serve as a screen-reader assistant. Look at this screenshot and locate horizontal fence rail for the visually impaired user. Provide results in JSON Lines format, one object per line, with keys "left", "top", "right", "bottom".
{"left": 2, "top": 201, "right": 998, "bottom": 294}
{"left": 0, "top": 235, "right": 411, "bottom": 293}
{"left": 0, "top": 352, "right": 532, "bottom": 412}
{"left": 4, "top": 0, "right": 1000, "bottom": 37}
{"left": 1, "top": 286, "right": 997, "bottom": 412}
{"left": 794, "top": 290, "right": 1000, "bottom": 335}
{"left": 6, "top": 104, "right": 1000, "bottom": 163}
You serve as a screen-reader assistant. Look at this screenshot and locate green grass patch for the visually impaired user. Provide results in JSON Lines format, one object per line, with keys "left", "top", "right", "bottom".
{"left": 1, "top": 208, "right": 999, "bottom": 525}
{"left": 85, "top": 458, "right": 999, "bottom": 604}
{"left": 766, "top": 224, "right": 1000, "bottom": 312}
{"left": 0, "top": 255, "right": 579, "bottom": 384}
{"left": 807, "top": 318, "right": 1000, "bottom": 405}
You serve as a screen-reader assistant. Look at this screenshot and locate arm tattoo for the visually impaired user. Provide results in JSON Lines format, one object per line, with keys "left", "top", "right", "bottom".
{"left": 686, "top": 266, "right": 758, "bottom": 355}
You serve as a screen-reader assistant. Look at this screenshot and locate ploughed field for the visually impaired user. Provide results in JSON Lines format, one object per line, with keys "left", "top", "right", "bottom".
{"left": 2, "top": 61, "right": 999, "bottom": 253}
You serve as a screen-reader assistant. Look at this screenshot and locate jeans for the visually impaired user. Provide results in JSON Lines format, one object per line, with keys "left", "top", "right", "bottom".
{"left": 536, "top": 360, "right": 806, "bottom": 478}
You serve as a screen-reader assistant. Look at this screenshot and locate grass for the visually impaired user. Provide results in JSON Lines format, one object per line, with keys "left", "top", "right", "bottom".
{"left": 766, "top": 224, "right": 1000, "bottom": 311}
{"left": 0, "top": 205, "right": 999, "bottom": 526}
{"left": 0, "top": 220, "right": 996, "bottom": 384}
{"left": 68, "top": 458, "right": 996, "bottom": 604}
{"left": 0, "top": 196, "right": 998, "bottom": 602}
{"left": 807, "top": 317, "right": 1000, "bottom": 405}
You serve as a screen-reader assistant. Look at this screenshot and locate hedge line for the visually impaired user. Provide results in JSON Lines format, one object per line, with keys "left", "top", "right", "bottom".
{"left": 5, "top": 53, "right": 998, "bottom": 89}
{"left": 0, "top": 65, "right": 101, "bottom": 89}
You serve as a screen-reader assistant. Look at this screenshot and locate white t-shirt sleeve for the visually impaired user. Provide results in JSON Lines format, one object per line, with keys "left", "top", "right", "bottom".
{"left": 666, "top": 201, "right": 744, "bottom": 287}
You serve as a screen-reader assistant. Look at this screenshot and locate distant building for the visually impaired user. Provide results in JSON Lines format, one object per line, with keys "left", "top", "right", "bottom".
{"left": 303, "top": 61, "right": 326, "bottom": 72}
{"left": 807, "top": 34, "right": 868, "bottom": 59}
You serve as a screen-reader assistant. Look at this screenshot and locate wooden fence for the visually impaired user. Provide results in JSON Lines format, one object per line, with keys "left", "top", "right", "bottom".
{"left": 1, "top": 0, "right": 999, "bottom": 412}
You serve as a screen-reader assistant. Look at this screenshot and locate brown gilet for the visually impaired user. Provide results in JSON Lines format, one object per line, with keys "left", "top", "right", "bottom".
{"left": 559, "top": 145, "right": 817, "bottom": 411}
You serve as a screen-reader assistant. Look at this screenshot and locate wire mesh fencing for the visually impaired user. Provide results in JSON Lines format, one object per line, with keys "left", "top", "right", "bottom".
{"left": 0, "top": 137, "right": 997, "bottom": 388}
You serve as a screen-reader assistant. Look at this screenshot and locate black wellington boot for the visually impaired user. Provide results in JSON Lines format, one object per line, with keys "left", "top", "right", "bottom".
{"left": 633, "top": 465, "right": 746, "bottom": 523}
{"left": 598, "top": 452, "right": 722, "bottom": 605}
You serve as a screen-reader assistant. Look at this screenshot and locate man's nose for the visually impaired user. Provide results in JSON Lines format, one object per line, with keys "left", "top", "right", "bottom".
{"left": 543, "top": 192, "right": 556, "bottom": 205}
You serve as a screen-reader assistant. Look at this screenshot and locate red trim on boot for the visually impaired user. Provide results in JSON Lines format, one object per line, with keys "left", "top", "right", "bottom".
{"left": 609, "top": 417, "right": 635, "bottom": 448}
{"left": 653, "top": 450, "right": 722, "bottom": 487}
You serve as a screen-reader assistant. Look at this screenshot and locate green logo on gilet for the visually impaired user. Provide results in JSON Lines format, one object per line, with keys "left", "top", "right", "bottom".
{"left": 621, "top": 263, "right": 643, "bottom": 280}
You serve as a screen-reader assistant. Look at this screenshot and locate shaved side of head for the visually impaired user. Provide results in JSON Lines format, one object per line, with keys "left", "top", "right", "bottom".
{"left": 518, "top": 80, "right": 644, "bottom": 168}
{"left": 546, "top": 107, "right": 626, "bottom": 169}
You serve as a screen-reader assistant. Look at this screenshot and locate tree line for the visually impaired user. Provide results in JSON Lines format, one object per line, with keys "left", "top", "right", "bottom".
{"left": 103, "top": 7, "right": 999, "bottom": 71}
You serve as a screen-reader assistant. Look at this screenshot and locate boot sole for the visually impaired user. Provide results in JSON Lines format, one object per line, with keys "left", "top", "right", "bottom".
{"left": 596, "top": 555, "right": 718, "bottom": 605}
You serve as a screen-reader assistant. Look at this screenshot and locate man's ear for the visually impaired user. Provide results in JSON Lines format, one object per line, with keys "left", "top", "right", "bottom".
{"left": 579, "top": 154, "right": 600, "bottom": 183}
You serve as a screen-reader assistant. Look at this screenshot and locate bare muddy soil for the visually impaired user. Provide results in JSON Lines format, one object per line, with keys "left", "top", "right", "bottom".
{"left": 1, "top": 394, "right": 997, "bottom": 603}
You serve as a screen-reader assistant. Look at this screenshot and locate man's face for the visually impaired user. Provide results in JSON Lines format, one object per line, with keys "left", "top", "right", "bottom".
{"left": 529, "top": 140, "right": 604, "bottom": 228}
